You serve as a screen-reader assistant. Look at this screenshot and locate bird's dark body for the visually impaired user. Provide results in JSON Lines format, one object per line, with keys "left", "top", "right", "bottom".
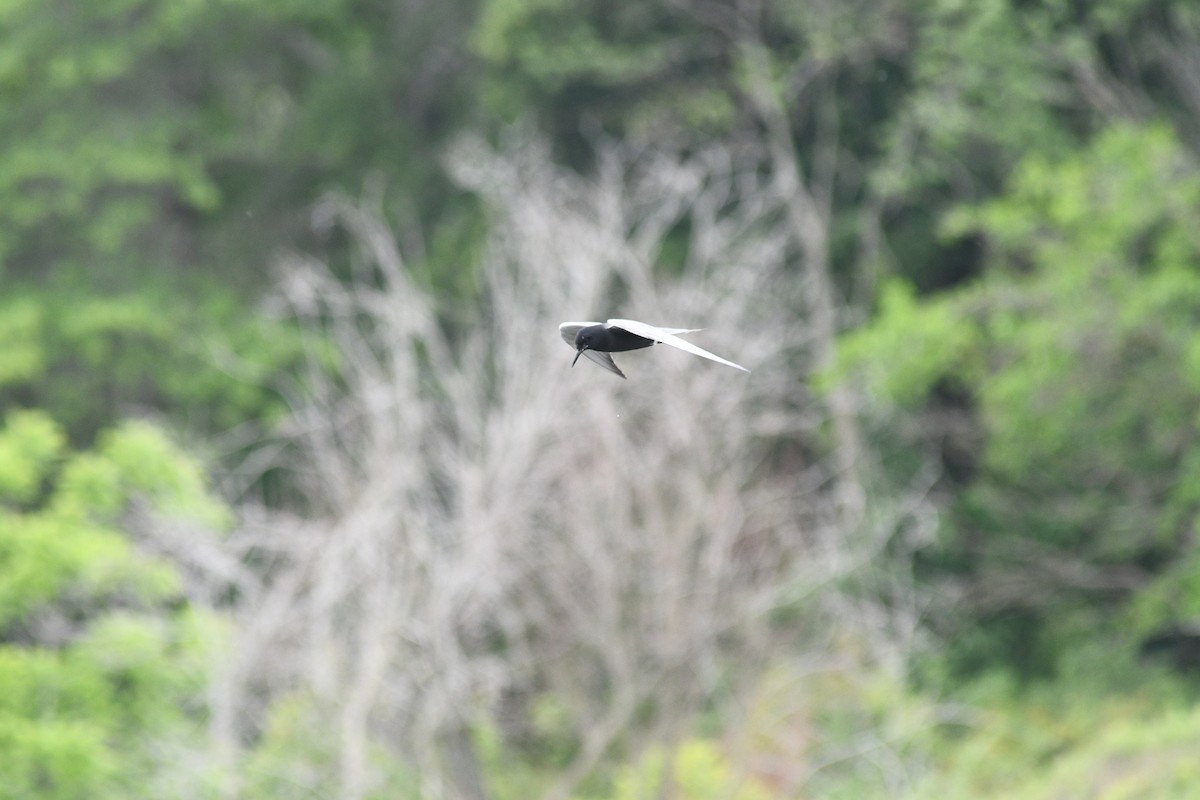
{"left": 575, "top": 325, "right": 655, "bottom": 353}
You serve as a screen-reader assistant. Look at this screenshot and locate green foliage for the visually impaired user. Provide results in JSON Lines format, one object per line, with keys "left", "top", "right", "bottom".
{"left": 0, "top": 717, "right": 119, "bottom": 800}
{"left": 2, "top": 0, "right": 1200, "bottom": 794}
{"left": 902, "top": 656, "right": 1200, "bottom": 800}
{"left": 240, "top": 692, "right": 421, "bottom": 800}
{"left": 92, "top": 421, "right": 230, "bottom": 528}
{"left": 0, "top": 296, "right": 43, "bottom": 386}
{"left": 0, "top": 409, "right": 64, "bottom": 504}
{"left": 1010, "top": 705, "right": 1200, "bottom": 800}
{"left": 0, "top": 1, "right": 216, "bottom": 276}
{"left": 472, "top": 721, "right": 554, "bottom": 800}
{"left": 1126, "top": 548, "right": 1200, "bottom": 635}
{"left": 603, "top": 739, "right": 772, "bottom": 800}
{"left": 875, "top": 0, "right": 1073, "bottom": 199}
{"left": 473, "top": 0, "right": 675, "bottom": 89}
{"left": 746, "top": 655, "right": 1200, "bottom": 800}
{"left": 831, "top": 280, "right": 980, "bottom": 406}
{"left": 240, "top": 694, "right": 341, "bottom": 800}
{"left": 0, "top": 411, "right": 226, "bottom": 799}
{"left": 0, "top": 280, "right": 309, "bottom": 441}
{"left": 0, "top": 0, "right": 476, "bottom": 282}
{"left": 871, "top": 0, "right": 1200, "bottom": 292}
{"left": 471, "top": 0, "right": 688, "bottom": 133}
{"left": 951, "top": 123, "right": 1200, "bottom": 554}
{"left": 0, "top": 0, "right": 478, "bottom": 442}
{"left": 840, "top": 121, "right": 1200, "bottom": 679}
{"left": 471, "top": 0, "right": 898, "bottom": 148}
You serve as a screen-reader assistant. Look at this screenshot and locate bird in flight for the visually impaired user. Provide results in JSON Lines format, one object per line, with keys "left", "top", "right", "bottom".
{"left": 559, "top": 318, "right": 750, "bottom": 379}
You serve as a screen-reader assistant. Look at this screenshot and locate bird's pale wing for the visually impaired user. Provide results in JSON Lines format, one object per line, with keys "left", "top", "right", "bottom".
{"left": 608, "top": 318, "right": 749, "bottom": 373}
{"left": 583, "top": 349, "right": 626, "bottom": 379}
{"left": 559, "top": 321, "right": 602, "bottom": 348}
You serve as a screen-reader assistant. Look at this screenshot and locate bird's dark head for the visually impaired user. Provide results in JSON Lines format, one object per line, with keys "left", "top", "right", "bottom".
{"left": 571, "top": 329, "right": 595, "bottom": 367}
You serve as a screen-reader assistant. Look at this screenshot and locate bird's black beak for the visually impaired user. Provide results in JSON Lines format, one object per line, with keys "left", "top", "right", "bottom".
{"left": 572, "top": 348, "right": 585, "bottom": 367}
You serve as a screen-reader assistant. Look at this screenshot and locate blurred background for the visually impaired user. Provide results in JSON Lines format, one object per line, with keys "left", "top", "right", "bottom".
{"left": 4, "top": 0, "right": 1200, "bottom": 797}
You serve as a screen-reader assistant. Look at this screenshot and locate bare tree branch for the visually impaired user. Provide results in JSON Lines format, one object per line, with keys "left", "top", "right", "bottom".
{"left": 165, "top": 131, "right": 920, "bottom": 799}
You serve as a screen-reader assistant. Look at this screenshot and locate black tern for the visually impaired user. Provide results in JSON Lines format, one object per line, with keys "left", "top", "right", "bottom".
{"left": 559, "top": 318, "right": 750, "bottom": 379}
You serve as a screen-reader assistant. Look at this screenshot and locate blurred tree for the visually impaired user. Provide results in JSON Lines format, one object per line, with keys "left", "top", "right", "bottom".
{"left": 201, "top": 135, "right": 881, "bottom": 800}
{"left": 0, "top": 0, "right": 478, "bottom": 286}
{"left": 0, "top": 281, "right": 313, "bottom": 445}
{"left": 836, "top": 123, "right": 1200, "bottom": 680}
{"left": 469, "top": 0, "right": 1200, "bottom": 293}
{"left": 875, "top": 0, "right": 1200, "bottom": 291}
{"left": 470, "top": 0, "right": 907, "bottom": 275}
{"left": 471, "top": 0, "right": 921, "bottom": 530}
{"left": 0, "top": 0, "right": 479, "bottom": 442}
{"left": 5, "top": 0, "right": 1200, "bottom": 791}
{"left": 0, "top": 410, "right": 226, "bottom": 798}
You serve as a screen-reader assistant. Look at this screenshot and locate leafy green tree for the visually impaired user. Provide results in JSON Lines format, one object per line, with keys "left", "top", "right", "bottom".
{"left": 872, "top": 0, "right": 1200, "bottom": 294}
{"left": 0, "top": 0, "right": 478, "bottom": 284}
{"left": 838, "top": 123, "right": 1200, "bottom": 679}
{"left": 0, "top": 0, "right": 479, "bottom": 441}
{"left": 0, "top": 281, "right": 313, "bottom": 443}
{"left": 0, "top": 410, "right": 226, "bottom": 799}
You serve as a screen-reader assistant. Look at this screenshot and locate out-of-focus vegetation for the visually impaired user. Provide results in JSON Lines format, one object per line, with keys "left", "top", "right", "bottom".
{"left": 4, "top": 0, "right": 1200, "bottom": 797}
{"left": 0, "top": 411, "right": 224, "bottom": 798}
